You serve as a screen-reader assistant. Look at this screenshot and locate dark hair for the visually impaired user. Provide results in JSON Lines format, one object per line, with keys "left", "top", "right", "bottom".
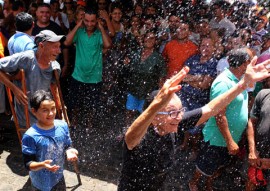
{"left": 12, "top": 0, "right": 24, "bottom": 11}
{"left": 37, "top": 3, "right": 51, "bottom": 10}
{"left": 15, "top": 12, "right": 34, "bottom": 32}
{"left": 85, "top": 8, "right": 98, "bottom": 17}
{"left": 30, "top": 90, "right": 54, "bottom": 111}
{"left": 227, "top": 48, "right": 251, "bottom": 68}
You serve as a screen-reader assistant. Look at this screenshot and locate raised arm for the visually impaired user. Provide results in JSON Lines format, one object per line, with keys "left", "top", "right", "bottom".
{"left": 64, "top": 20, "right": 82, "bottom": 46}
{"left": 98, "top": 20, "right": 112, "bottom": 49}
{"left": 125, "top": 66, "right": 190, "bottom": 150}
{"left": 196, "top": 56, "right": 270, "bottom": 126}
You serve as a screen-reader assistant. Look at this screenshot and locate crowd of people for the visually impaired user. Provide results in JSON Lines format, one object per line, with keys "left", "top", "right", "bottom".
{"left": 1, "top": 0, "right": 270, "bottom": 190}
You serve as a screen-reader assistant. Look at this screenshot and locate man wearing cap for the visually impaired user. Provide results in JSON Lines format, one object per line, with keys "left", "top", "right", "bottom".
{"left": 0, "top": 30, "right": 62, "bottom": 127}
{"left": 32, "top": 3, "right": 69, "bottom": 77}
{"left": 64, "top": 8, "right": 111, "bottom": 128}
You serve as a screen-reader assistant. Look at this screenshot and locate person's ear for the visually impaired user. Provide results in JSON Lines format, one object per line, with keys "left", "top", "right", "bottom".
{"left": 31, "top": 108, "right": 37, "bottom": 116}
{"left": 152, "top": 115, "right": 161, "bottom": 127}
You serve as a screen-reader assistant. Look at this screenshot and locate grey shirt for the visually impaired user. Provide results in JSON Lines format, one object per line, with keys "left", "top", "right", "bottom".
{"left": 0, "top": 50, "right": 60, "bottom": 126}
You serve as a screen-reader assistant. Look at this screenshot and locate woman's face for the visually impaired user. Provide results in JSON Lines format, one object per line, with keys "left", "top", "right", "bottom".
{"left": 134, "top": 5, "right": 142, "bottom": 15}
{"left": 143, "top": 32, "right": 156, "bottom": 49}
{"left": 111, "top": 8, "right": 122, "bottom": 22}
{"left": 131, "top": 16, "right": 140, "bottom": 29}
{"left": 98, "top": 0, "right": 107, "bottom": 10}
{"left": 152, "top": 96, "right": 183, "bottom": 134}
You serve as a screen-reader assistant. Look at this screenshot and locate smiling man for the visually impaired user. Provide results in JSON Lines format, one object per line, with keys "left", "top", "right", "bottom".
{"left": 64, "top": 8, "right": 111, "bottom": 128}
{"left": 118, "top": 53, "right": 270, "bottom": 191}
{"left": 0, "top": 30, "right": 62, "bottom": 127}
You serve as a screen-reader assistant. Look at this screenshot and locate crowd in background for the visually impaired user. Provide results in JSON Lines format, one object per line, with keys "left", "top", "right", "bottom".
{"left": 1, "top": 0, "right": 270, "bottom": 190}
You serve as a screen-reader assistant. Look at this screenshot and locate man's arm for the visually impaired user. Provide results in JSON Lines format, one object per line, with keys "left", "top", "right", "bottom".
{"left": 125, "top": 67, "right": 190, "bottom": 150}
{"left": 183, "top": 74, "right": 214, "bottom": 89}
{"left": 196, "top": 56, "right": 270, "bottom": 126}
{"left": 247, "top": 117, "right": 259, "bottom": 166}
{"left": 0, "top": 70, "right": 28, "bottom": 105}
{"left": 98, "top": 20, "right": 112, "bottom": 49}
{"left": 63, "top": 20, "right": 82, "bottom": 46}
{"left": 215, "top": 108, "right": 239, "bottom": 155}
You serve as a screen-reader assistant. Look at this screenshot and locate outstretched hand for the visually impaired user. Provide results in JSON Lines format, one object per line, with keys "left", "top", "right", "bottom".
{"left": 43, "top": 160, "right": 60, "bottom": 173}
{"left": 153, "top": 66, "right": 189, "bottom": 108}
{"left": 243, "top": 56, "right": 270, "bottom": 87}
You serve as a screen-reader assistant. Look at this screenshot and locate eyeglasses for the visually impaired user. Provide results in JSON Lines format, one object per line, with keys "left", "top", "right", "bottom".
{"left": 157, "top": 107, "right": 186, "bottom": 119}
{"left": 64, "top": 2, "right": 72, "bottom": 4}
{"left": 98, "top": 2, "right": 106, "bottom": 5}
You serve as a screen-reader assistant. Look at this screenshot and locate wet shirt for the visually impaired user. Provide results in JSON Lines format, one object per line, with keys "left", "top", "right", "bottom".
{"left": 180, "top": 55, "right": 217, "bottom": 110}
{"left": 118, "top": 108, "right": 202, "bottom": 191}
{"left": 250, "top": 89, "right": 270, "bottom": 158}
{"left": 203, "top": 69, "right": 248, "bottom": 147}
{"left": 126, "top": 50, "right": 166, "bottom": 99}
{"left": 22, "top": 120, "right": 72, "bottom": 191}
{"left": 72, "top": 28, "right": 103, "bottom": 83}
{"left": 0, "top": 50, "right": 61, "bottom": 126}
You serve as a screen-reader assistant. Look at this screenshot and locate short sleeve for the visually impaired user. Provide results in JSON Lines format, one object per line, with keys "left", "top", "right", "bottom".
{"left": 22, "top": 134, "right": 37, "bottom": 155}
{"left": 250, "top": 90, "right": 264, "bottom": 119}
{"left": 178, "top": 108, "right": 202, "bottom": 132}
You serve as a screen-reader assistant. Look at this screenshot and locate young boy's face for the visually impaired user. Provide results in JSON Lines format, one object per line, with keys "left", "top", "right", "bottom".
{"left": 32, "top": 100, "right": 56, "bottom": 128}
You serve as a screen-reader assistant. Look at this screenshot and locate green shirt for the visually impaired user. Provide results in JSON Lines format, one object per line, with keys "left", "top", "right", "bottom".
{"left": 202, "top": 69, "right": 248, "bottom": 147}
{"left": 72, "top": 28, "right": 103, "bottom": 83}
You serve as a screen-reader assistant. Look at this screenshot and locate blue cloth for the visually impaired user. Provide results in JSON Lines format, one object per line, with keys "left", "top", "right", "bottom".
{"left": 126, "top": 93, "right": 145, "bottom": 113}
{"left": 179, "top": 55, "right": 217, "bottom": 110}
{"left": 22, "top": 120, "right": 72, "bottom": 191}
{"left": 8, "top": 31, "right": 35, "bottom": 55}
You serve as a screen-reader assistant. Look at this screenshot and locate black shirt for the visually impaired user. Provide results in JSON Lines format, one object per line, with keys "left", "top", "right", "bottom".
{"left": 118, "top": 108, "right": 202, "bottom": 191}
{"left": 32, "top": 21, "right": 64, "bottom": 36}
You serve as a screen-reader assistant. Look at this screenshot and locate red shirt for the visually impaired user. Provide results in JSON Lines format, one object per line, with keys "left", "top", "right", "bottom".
{"left": 163, "top": 40, "right": 198, "bottom": 78}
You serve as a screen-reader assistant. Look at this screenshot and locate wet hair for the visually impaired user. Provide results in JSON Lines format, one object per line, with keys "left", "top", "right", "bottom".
{"left": 227, "top": 48, "right": 251, "bottom": 68}
{"left": 15, "top": 12, "right": 34, "bottom": 32}
{"left": 109, "top": 1, "right": 122, "bottom": 13}
{"left": 30, "top": 90, "right": 54, "bottom": 111}
{"left": 85, "top": 8, "right": 98, "bottom": 17}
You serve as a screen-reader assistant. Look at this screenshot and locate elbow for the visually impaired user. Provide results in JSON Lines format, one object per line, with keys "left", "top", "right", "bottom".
{"left": 124, "top": 136, "right": 136, "bottom": 150}
{"left": 104, "top": 42, "right": 112, "bottom": 49}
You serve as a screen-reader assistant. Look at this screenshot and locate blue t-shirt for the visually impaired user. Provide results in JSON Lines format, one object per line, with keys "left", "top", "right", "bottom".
{"left": 180, "top": 55, "right": 217, "bottom": 110}
{"left": 8, "top": 31, "right": 35, "bottom": 55}
{"left": 22, "top": 120, "right": 72, "bottom": 191}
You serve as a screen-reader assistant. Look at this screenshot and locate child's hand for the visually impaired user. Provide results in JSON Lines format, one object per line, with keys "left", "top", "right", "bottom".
{"left": 43, "top": 160, "right": 60, "bottom": 172}
{"left": 66, "top": 148, "right": 78, "bottom": 162}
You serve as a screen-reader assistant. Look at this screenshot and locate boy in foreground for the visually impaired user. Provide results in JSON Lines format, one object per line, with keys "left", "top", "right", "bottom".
{"left": 22, "top": 90, "right": 78, "bottom": 191}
